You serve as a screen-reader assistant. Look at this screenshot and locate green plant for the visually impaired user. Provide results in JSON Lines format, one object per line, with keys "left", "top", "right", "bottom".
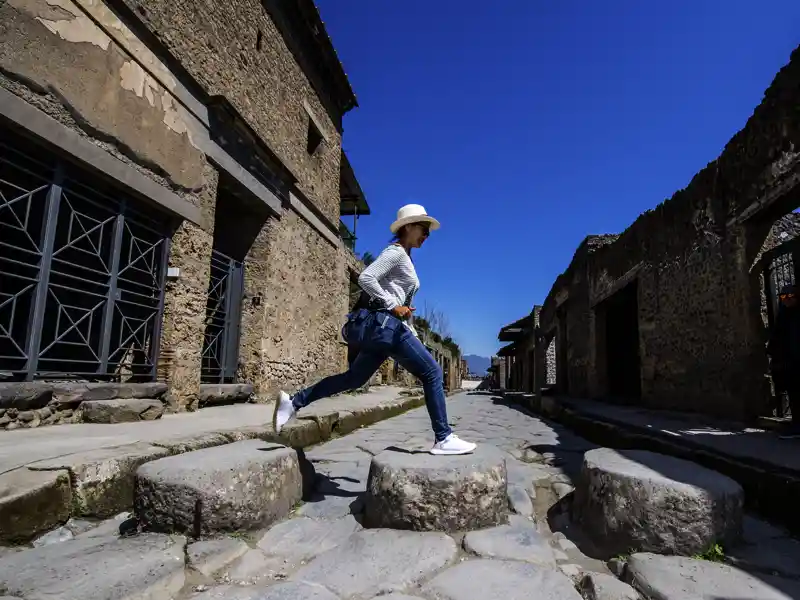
{"left": 693, "top": 543, "right": 725, "bottom": 562}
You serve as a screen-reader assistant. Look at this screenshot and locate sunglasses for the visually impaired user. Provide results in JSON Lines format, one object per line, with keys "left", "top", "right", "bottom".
{"left": 780, "top": 294, "right": 796, "bottom": 300}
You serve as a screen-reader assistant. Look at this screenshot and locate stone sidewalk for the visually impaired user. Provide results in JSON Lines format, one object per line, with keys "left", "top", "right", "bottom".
{"left": 0, "top": 385, "right": 424, "bottom": 543}
{"left": 2, "top": 391, "right": 798, "bottom": 599}
{"left": 503, "top": 391, "right": 800, "bottom": 533}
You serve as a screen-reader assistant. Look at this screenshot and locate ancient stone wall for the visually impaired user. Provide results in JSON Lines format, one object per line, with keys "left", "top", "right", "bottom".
{"left": 114, "top": 0, "right": 344, "bottom": 223}
{"left": 538, "top": 46, "right": 800, "bottom": 421}
{"left": 0, "top": 0, "right": 360, "bottom": 421}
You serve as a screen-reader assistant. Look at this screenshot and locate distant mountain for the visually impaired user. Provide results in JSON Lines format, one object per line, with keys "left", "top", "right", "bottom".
{"left": 464, "top": 355, "right": 491, "bottom": 375}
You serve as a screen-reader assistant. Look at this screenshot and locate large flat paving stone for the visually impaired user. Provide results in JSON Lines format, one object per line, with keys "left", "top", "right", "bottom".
{"left": 192, "top": 582, "right": 340, "bottom": 599}
{"left": 573, "top": 448, "right": 743, "bottom": 555}
{"left": 188, "top": 537, "right": 249, "bottom": 577}
{"left": 135, "top": 440, "right": 302, "bottom": 534}
{"left": 364, "top": 445, "right": 508, "bottom": 532}
{"left": 0, "top": 532, "right": 186, "bottom": 599}
{"left": 463, "top": 515, "right": 555, "bottom": 566}
{"left": 626, "top": 553, "right": 800, "bottom": 600}
{"left": 421, "top": 558, "right": 582, "bottom": 600}
{"left": 257, "top": 515, "right": 361, "bottom": 561}
{"left": 290, "top": 529, "right": 458, "bottom": 598}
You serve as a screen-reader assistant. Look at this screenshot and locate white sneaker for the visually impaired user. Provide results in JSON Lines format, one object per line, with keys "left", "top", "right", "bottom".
{"left": 272, "top": 391, "right": 296, "bottom": 433}
{"left": 430, "top": 434, "right": 477, "bottom": 455}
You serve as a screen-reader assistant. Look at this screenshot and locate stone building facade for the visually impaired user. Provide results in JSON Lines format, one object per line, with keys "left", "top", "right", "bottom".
{"left": 0, "top": 0, "right": 370, "bottom": 427}
{"left": 510, "top": 45, "right": 800, "bottom": 422}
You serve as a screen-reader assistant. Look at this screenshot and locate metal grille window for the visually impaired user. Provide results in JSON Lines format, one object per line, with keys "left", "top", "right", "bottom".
{"left": 0, "top": 129, "right": 171, "bottom": 380}
{"left": 200, "top": 250, "right": 244, "bottom": 384}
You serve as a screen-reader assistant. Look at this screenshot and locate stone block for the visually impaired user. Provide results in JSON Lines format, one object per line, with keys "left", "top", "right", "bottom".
{"left": 463, "top": 515, "right": 555, "bottom": 566}
{"left": 78, "top": 398, "right": 165, "bottom": 423}
{"left": 578, "top": 573, "right": 641, "bottom": 600}
{"left": 0, "top": 469, "right": 71, "bottom": 544}
{"left": 51, "top": 382, "right": 168, "bottom": 404}
{"left": 573, "top": 448, "right": 743, "bottom": 555}
{"left": 135, "top": 440, "right": 302, "bottom": 534}
{"left": 0, "top": 532, "right": 186, "bottom": 599}
{"left": 0, "top": 383, "right": 52, "bottom": 411}
{"left": 422, "top": 559, "right": 582, "bottom": 600}
{"left": 29, "top": 442, "right": 171, "bottom": 518}
{"left": 625, "top": 553, "right": 800, "bottom": 600}
{"left": 198, "top": 384, "right": 254, "bottom": 407}
{"left": 290, "top": 529, "right": 458, "bottom": 598}
{"left": 256, "top": 515, "right": 361, "bottom": 561}
{"left": 364, "top": 446, "right": 508, "bottom": 532}
{"left": 192, "top": 582, "right": 340, "bottom": 600}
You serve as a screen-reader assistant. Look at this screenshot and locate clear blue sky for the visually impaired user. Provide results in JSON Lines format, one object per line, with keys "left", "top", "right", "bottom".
{"left": 318, "top": 0, "right": 800, "bottom": 358}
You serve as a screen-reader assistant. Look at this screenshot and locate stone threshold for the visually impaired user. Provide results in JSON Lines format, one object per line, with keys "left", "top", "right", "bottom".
{"left": 0, "top": 389, "right": 424, "bottom": 545}
{"left": 498, "top": 391, "right": 800, "bottom": 536}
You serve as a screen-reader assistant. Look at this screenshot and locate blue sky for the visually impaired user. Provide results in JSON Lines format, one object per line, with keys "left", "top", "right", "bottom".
{"left": 319, "top": 0, "right": 800, "bottom": 357}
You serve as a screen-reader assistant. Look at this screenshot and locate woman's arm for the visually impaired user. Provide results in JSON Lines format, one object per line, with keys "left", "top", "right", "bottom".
{"left": 358, "top": 246, "right": 405, "bottom": 310}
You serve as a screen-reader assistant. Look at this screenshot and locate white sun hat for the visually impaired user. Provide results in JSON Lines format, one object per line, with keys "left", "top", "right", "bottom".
{"left": 389, "top": 204, "right": 441, "bottom": 234}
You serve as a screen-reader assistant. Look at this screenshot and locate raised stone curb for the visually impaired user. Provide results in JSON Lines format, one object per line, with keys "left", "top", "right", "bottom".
{"left": 0, "top": 469, "right": 71, "bottom": 543}
{"left": 573, "top": 448, "right": 743, "bottom": 555}
{"left": 135, "top": 440, "right": 302, "bottom": 534}
{"left": 28, "top": 442, "right": 171, "bottom": 518}
{"left": 364, "top": 445, "right": 508, "bottom": 532}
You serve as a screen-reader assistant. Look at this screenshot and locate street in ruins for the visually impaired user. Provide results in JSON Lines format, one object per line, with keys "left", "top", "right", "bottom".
{"left": 2, "top": 389, "right": 800, "bottom": 599}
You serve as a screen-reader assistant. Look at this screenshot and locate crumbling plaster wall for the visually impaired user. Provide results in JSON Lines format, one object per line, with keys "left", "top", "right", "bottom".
{"left": 538, "top": 46, "right": 800, "bottom": 421}
{"left": 114, "top": 0, "right": 344, "bottom": 224}
{"left": 0, "top": 0, "right": 218, "bottom": 409}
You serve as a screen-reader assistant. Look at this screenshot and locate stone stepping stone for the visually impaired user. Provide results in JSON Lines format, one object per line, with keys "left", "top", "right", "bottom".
{"left": 626, "top": 553, "right": 800, "bottom": 600}
{"left": 290, "top": 529, "right": 458, "bottom": 598}
{"left": 135, "top": 440, "right": 302, "bottom": 535}
{"left": 463, "top": 515, "right": 555, "bottom": 566}
{"left": 573, "top": 448, "right": 743, "bottom": 555}
{"left": 364, "top": 446, "right": 508, "bottom": 532}
{"left": 257, "top": 515, "right": 361, "bottom": 561}
{"left": 421, "top": 558, "right": 582, "bottom": 600}
{"left": 0, "top": 532, "right": 185, "bottom": 599}
{"left": 192, "top": 581, "right": 339, "bottom": 599}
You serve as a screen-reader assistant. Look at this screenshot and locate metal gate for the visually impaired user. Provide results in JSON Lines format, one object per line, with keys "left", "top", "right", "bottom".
{"left": 0, "top": 130, "right": 171, "bottom": 380}
{"left": 763, "top": 239, "right": 800, "bottom": 328}
{"left": 200, "top": 250, "right": 244, "bottom": 383}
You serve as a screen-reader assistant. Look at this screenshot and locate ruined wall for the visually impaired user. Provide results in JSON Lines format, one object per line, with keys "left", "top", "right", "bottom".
{"left": 0, "top": 0, "right": 217, "bottom": 409}
{"left": 538, "top": 46, "right": 800, "bottom": 421}
{"left": 115, "top": 0, "right": 343, "bottom": 223}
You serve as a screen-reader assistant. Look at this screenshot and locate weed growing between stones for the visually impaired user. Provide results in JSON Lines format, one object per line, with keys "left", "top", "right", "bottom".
{"left": 693, "top": 543, "right": 725, "bottom": 562}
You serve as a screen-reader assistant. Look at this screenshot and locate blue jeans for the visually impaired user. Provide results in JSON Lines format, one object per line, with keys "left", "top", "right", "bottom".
{"left": 291, "top": 311, "right": 452, "bottom": 442}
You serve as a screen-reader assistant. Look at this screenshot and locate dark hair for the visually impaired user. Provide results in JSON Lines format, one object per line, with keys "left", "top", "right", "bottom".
{"left": 390, "top": 224, "right": 410, "bottom": 244}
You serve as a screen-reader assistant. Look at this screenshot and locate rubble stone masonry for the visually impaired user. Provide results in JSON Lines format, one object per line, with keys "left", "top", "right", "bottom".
{"left": 538, "top": 46, "right": 800, "bottom": 422}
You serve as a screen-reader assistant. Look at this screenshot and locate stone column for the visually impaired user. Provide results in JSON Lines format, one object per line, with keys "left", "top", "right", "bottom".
{"left": 157, "top": 169, "right": 217, "bottom": 410}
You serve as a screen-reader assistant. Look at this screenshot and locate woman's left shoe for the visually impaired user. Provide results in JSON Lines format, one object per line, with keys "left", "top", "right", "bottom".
{"left": 272, "top": 391, "right": 296, "bottom": 434}
{"left": 430, "top": 434, "right": 477, "bottom": 455}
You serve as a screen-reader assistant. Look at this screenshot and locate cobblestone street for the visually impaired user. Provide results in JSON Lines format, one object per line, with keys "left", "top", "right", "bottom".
{"left": 2, "top": 390, "right": 799, "bottom": 599}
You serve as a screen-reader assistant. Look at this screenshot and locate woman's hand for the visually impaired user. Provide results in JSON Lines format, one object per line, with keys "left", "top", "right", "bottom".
{"left": 391, "top": 306, "right": 415, "bottom": 320}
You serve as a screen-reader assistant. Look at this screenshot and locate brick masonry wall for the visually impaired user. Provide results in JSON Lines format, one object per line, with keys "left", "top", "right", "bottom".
{"left": 538, "top": 46, "right": 800, "bottom": 422}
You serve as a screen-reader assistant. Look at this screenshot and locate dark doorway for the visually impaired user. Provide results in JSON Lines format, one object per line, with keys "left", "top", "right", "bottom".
{"left": 556, "top": 307, "right": 569, "bottom": 394}
{"left": 602, "top": 281, "right": 641, "bottom": 401}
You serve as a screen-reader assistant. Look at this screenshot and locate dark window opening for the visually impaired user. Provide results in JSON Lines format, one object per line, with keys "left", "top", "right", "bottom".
{"left": 307, "top": 117, "right": 323, "bottom": 155}
{"left": 601, "top": 281, "right": 641, "bottom": 402}
{"left": 256, "top": 29, "right": 263, "bottom": 51}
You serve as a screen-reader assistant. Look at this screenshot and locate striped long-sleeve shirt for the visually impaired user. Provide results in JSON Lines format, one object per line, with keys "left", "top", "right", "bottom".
{"left": 358, "top": 244, "right": 420, "bottom": 334}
